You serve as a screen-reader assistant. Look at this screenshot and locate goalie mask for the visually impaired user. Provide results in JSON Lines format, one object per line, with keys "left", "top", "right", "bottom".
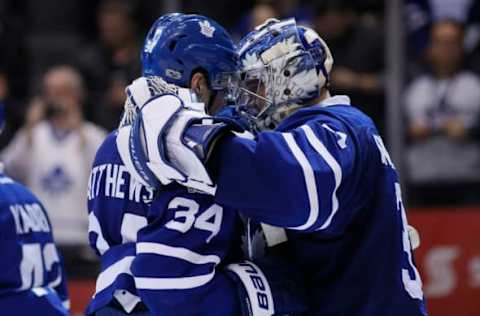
{"left": 237, "top": 18, "right": 333, "bottom": 131}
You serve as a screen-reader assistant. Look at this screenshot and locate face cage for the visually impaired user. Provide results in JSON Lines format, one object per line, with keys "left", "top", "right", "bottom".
{"left": 236, "top": 64, "right": 275, "bottom": 120}
{"left": 210, "top": 71, "right": 241, "bottom": 104}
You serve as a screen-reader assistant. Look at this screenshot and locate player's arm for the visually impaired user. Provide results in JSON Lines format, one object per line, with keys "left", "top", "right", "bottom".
{"left": 131, "top": 244, "right": 243, "bottom": 316}
{"left": 209, "top": 119, "right": 359, "bottom": 233}
{"left": 119, "top": 90, "right": 360, "bottom": 233}
{"left": 86, "top": 132, "right": 155, "bottom": 311}
{"left": 130, "top": 195, "right": 307, "bottom": 316}
{"left": 129, "top": 193, "right": 245, "bottom": 316}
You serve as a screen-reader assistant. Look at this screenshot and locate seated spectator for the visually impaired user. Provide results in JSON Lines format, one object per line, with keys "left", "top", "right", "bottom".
{"left": 1, "top": 65, "right": 107, "bottom": 276}
{"left": 405, "top": 19, "right": 480, "bottom": 204}
{"left": 313, "top": 0, "right": 385, "bottom": 132}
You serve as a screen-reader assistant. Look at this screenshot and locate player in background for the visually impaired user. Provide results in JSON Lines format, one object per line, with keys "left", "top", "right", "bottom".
{"left": 124, "top": 18, "right": 428, "bottom": 316}
{"left": 88, "top": 13, "right": 305, "bottom": 316}
{"left": 0, "top": 103, "right": 70, "bottom": 315}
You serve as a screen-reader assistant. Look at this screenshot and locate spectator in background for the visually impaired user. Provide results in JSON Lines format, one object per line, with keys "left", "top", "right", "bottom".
{"left": 232, "top": 0, "right": 279, "bottom": 41}
{"left": 313, "top": 0, "right": 385, "bottom": 132}
{"left": 405, "top": 0, "right": 478, "bottom": 74}
{"left": 250, "top": 1, "right": 279, "bottom": 30}
{"left": 78, "top": 0, "right": 141, "bottom": 131}
{"left": 405, "top": 19, "right": 480, "bottom": 204}
{"left": 232, "top": 0, "right": 313, "bottom": 41}
{"left": 1, "top": 65, "right": 106, "bottom": 276}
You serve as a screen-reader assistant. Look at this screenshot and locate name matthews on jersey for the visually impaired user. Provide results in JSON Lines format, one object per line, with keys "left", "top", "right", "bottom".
{"left": 87, "top": 163, "right": 154, "bottom": 203}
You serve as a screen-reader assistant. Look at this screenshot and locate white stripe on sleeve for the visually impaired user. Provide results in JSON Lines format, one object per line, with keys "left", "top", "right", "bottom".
{"left": 136, "top": 242, "right": 221, "bottom": 265}
{"left": 135, "top": 273, "right": 215, "bottom": 290}
{"left": 282, "top": 133, "right": 320, "bottom": 231}
{"left": 301, "top": 125, "right": 342, "bottom": 230}
{"left": 95, "top": 256, "right": 135, "bottom": 293}
{"left": 134, "top": 242, "right": 220, "bottom": 290}
{"left": 88, "top": 212, "right": 110, "bottom": 255}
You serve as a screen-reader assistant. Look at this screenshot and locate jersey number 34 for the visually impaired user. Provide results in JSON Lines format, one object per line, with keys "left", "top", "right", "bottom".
{"left": 165, "top": 197, "right": 223, "bottom": 243}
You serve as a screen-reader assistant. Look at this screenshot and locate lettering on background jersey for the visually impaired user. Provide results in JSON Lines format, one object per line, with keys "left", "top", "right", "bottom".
{"left": 10, "top": 203, "right": 51, "bottom": 234}
{"left": 395, "top": 182, "right": 424, "bottom": 299}
{"left": 373, "top": 135, "right": 395, "bottom": 169}
{"left": 18, "top": 242, "right": 62, "bottom": 291}
{"left": 88, "top": 163, "right": 154, "bottom": 203}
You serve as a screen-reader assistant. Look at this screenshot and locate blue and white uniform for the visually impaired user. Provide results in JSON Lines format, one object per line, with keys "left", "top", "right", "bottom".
{"left": 210, "top": 95, "right": 428, "bottom": 316}
{"left": 87, "top": 131, "right": 243, "bottom": 316}
{"left": 0, "top": 170, "right": 69, "bottom": 315}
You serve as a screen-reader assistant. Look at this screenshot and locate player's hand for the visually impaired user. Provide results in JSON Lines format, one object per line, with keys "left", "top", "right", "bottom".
{"left": 442, "top": 119, "right": 466, "bottom": 140}
{"left": 409, "top": 122, "right": 431, "bottom": 140}
{"left": 26, "top": 97, "right": 46, "bottom": 129}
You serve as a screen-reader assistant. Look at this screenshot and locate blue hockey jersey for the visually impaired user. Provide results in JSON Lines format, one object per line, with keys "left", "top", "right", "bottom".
{"left": 0, "top": 171, "right": 69, "bottom": 315}
{"left": 211, "top": 95, "right": 428, "bottom": 316}
{"left": 87, "top": 131, "right": 243, "bottom": 316}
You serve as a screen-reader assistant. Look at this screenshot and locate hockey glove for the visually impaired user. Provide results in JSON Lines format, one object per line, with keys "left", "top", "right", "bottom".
{"left": 225, "top": 259, "right": 308, "bottom": 316}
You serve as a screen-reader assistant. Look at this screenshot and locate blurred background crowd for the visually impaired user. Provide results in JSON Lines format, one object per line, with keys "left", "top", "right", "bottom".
{"left": 0, "top": 0, "right": 479, "bottom": 307}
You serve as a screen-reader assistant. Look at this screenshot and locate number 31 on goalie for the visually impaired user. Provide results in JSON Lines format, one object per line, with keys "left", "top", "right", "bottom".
{"left": 165, "top": 197, "right": 223, "bottom": 243}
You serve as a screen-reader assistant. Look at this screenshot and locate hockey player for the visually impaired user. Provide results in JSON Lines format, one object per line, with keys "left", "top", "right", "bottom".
{"left": 123, "top": 18, "right": 428, "bottom": 316}
{"left": 88, "top": 13, "right": 305, "bottom": 316}
{"left": 0, "top": 103, "right": 70, "bottom": 315}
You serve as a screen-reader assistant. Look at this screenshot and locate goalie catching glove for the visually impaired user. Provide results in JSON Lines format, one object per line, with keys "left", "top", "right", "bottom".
{"left": 117, "top": 83, "right": 244, "bottom": 193}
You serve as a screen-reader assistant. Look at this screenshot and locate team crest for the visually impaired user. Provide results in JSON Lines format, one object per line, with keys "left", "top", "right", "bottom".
{"left": 144, "top": 27, "right": 163, "bottom": 53}
{"left": 199, "top": 20, "right": 215, "bottom": 38}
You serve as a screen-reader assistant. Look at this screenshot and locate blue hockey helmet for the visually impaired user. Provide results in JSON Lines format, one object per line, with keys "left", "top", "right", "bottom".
{"left": 142, "top": 13, "right": 239, "bottom": 94}
{"left": 237, "top": 18, "right": 333, "bottom": 130}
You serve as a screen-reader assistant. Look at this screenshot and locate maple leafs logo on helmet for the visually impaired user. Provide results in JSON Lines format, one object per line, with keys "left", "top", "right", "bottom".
{"left": 199, "top": 20, "right": 215, "bottom": 38}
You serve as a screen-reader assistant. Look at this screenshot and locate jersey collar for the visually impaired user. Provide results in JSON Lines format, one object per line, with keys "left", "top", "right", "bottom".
{"left": 274, "top": 95, "right": 351, "bottom": 132}
{"left": 318, "top": 95, "right": 351, "bottom": 107}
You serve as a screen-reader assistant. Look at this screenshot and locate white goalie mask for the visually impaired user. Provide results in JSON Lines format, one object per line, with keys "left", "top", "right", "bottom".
{"left": 236, "top": 18, "right": 333, "bottom": 131}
